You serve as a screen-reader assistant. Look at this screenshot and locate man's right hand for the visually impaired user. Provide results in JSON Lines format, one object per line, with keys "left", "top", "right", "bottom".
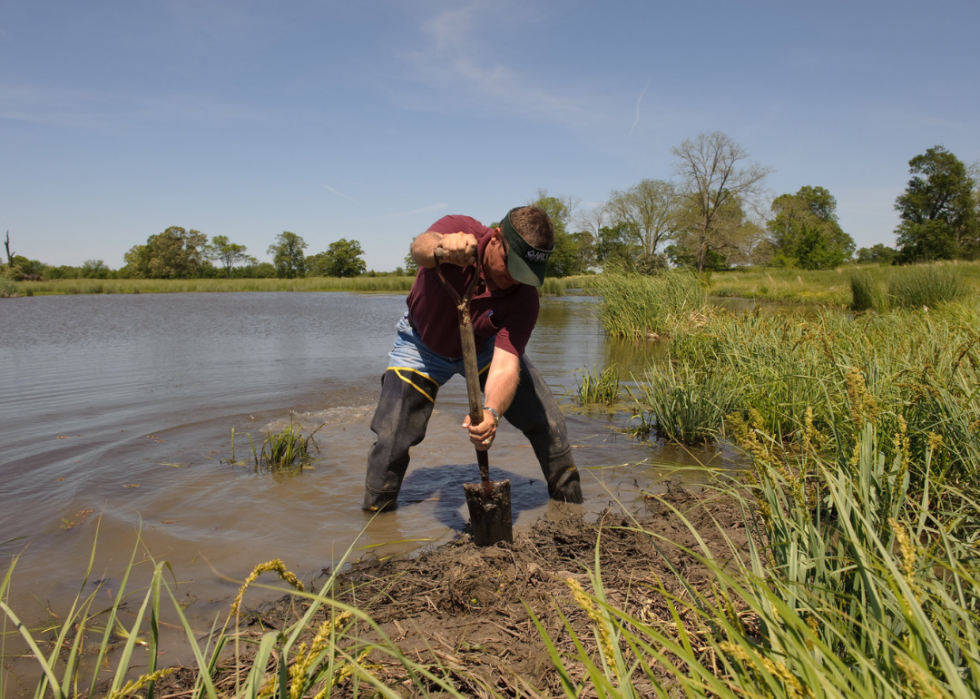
{"left": 436, "top": 232, "right": 478, "bottom": 267}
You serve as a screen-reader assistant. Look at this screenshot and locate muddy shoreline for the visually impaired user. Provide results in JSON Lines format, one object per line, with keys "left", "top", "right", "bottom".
{"left": 155, "top": 484, "right": 749, "bottom": 697}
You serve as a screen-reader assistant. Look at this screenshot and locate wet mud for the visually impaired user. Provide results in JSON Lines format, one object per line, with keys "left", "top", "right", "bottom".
{"left": 156, "top": 484, "right": 750, "bottom": 697}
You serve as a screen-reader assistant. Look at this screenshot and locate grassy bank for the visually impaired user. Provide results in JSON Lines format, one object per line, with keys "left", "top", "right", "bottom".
{"left": 706, "top": 259, "right": 980, "bottom": 305}
{"left": 13, "top": 276, "right": 418, "bottom": 295}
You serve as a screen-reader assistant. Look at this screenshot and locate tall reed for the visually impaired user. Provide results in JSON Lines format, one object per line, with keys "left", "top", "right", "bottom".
{"left": 888, "top": 263, "right": 967, "bottom": 309}
{"left": 591, "top": 272, "right": 709, "bottom": 339}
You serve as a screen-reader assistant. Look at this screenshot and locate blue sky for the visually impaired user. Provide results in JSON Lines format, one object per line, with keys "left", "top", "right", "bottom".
{"left": 2, "top": 1, "right": 978, "bottom": 271}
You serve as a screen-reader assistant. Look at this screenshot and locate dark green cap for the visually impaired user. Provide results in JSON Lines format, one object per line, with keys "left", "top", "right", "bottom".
{"left": 500, "top": 209, "right": 553, "bottom": 287}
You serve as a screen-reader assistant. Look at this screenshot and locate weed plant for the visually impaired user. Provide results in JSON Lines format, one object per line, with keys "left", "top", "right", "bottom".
{"left": 574, "top": 364, "right": 622, "bottom": 405}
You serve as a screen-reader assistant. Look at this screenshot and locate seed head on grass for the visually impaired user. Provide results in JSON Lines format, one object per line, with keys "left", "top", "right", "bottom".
{"left": 232, "top": 559, "right": 305, "bottom": 614}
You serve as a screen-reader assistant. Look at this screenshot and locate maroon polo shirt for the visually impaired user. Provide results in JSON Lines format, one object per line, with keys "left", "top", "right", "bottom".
{"left": 406, "top": 215, "right": 539, "bottom": 358}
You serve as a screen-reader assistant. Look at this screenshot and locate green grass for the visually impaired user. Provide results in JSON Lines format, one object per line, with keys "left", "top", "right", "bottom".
{"left": 591, "top": 271, "right": 709, "bottom": 339}
{"left": 14, "top": 276, "right": 417, "bottom": 295}
{"left": 888, "top": 263, "right": 968, "bottom": 309}
{"left": 258, "top": 417, "right": 323, "bottom": 467}
{"left": 0, "top": 277, "right": 17, "bottom": 298}
{"left": 709, "top": 260, "right": 980, "bottom": 306}
{"left": 849, "top": 271, "right": 888, "bottom": 312}
{"left": 573, "top": 364, "right": 622, "bottom": 405}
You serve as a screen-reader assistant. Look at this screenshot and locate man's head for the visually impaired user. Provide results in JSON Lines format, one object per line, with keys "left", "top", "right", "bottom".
{"left": 494, "top": 206, "right": 554, "bottom": 287}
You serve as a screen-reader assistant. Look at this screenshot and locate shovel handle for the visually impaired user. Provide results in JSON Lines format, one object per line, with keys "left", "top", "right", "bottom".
{"left": 434, "top": 245, "right": 491, "bottom": 484}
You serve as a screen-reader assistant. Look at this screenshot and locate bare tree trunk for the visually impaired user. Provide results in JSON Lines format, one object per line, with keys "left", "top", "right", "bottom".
{"left": 4, "top": 231, "right": 14, "bottom": 269}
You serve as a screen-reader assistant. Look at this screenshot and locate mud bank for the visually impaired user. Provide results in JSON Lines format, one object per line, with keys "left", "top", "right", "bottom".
{"left": 157, "top": 485, "right": 750, "bottom": 697}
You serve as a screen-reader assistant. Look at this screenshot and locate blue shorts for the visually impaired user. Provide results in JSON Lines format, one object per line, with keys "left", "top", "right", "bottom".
{"left": 385, "top": 312, "right": 495, "bottom": 396}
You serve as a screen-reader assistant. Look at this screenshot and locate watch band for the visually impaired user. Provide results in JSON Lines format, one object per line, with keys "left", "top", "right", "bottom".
{"left": 484, "top": 406, "right": 500, "bottom": 425}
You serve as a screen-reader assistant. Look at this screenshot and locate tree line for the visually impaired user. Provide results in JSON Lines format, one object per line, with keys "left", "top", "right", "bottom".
{"left": 2, "top": 230, "right": 375, "bottom": 281}
{"left": 534, "top": 134, "right": 979, "bottom": 277}
{"left": 3, "top": 133, "right": 977, "bottom": 282}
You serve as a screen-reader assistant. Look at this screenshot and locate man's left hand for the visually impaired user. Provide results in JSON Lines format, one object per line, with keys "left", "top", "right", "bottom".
{"left": 462, "top": 409, "right": 497, "bottom": 451}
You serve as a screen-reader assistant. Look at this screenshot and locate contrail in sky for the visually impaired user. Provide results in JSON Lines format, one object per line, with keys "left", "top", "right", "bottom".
{"left": 323, "top": 184, "right": 359, "bottom": 204}
{"left": 629, "top": 78, "right": 651, "bottom": 137}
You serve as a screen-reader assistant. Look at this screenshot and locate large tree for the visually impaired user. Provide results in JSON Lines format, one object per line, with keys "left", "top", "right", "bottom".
{"left": 267, "top": 231, "right": 308, "bottom": 278}
{"left": 671, "top": 132, "right": 771, "bottom": 272}
{"left": 205, "top": 235, "right": 257, "bottom": 277}
{"left": 856, "top": 243, "right": 897, "bottom": 265}
{"left": 895, "top": 146, "right": 979, "bottom": 263}
{"left": 669, "top": 195, "right": 762, "bottom": 270}
{"left": 768, "top": 186, "right": 855, "bottom": 269}
{"left": 605, "top": 179, "right": 677, "bottom": 256}
{"left": 123, "top": 226, "right": 207, "bottom": 278}
{"left": 308, "top": 238, "right": 367, "bottom": 277}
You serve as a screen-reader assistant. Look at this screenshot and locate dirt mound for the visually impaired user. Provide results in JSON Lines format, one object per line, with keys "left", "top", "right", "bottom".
{"left": 158, "top": 485, "right": 749, "bottom": 697}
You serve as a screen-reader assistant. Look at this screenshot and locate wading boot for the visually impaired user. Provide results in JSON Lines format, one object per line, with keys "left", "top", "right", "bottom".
{"left": 492, "top": 356, "right": 584, "bottom": 503}
{"left": 363, "top": 368, "right": 439, "bottom": 511}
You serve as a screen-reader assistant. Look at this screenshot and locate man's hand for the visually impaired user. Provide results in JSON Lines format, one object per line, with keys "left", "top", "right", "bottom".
{"left": 437, "top": 232, "right": 478, "bottom": 267}
{"left": 462, "top": 409, "right": 497, "bottom": 451}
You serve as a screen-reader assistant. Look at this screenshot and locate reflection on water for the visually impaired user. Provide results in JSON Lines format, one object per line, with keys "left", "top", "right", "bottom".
{"left": 0, "top": 291, "right": 741, "bottom": 656}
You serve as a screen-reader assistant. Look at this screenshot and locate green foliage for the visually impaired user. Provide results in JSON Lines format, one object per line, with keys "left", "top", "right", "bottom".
{"left": 887, "top": 263, "right": 967, "bottom": 309}
{"left": 122, "top": 226, "right": 208, "bottom": 279}
{"left": 16, "top": 275, "right": 416, "bottom": 295}
{"left": 769, "top": 186, "right": 855, "bottom": 269}
{"left": 896, "top": 145, "right": 979, "bottom": 263}
{"left": 596, "top": 223, "right": 641, "bottom": 271}
{"left": 856, "top": 242, "right": 897, "bottom": 264}
{"left": 0, "top": 277, "right": 18, "bottom": 298}
{"left": 308, "top": 238, "right": 367, "bottom": 278}
{"left": 605, "top": 178, "right": 677, "bottom": 256}
{"left": 267, "top": 231, "right": 308, "bottom": 278}
{"left": 574, "top": 365, "right": 621, "bottom": 405}
{"left": 204, "top": 235, "right": 256, "bottom": 277}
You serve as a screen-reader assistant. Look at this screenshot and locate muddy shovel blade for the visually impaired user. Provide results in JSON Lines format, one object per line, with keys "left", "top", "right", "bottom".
{"left": 463, "top": 478, "right": 513, "bottom": 546}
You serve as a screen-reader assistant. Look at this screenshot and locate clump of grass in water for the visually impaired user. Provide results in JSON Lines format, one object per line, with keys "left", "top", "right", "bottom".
{"left": 591, "top": 271, "right": 709, "bottom": 339}
{"left": 574, "top": 364, "right": 621, "bottom": 405}
{"left": 245, "top": 414, "right": 324, "bottom": 468}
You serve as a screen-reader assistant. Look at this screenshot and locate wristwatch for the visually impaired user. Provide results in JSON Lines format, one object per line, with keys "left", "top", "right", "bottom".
{"left": 484, "top": 406, "right": 500, "bottom": 426}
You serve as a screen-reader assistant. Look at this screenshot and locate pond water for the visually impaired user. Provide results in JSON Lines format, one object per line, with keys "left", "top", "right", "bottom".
{"left": 0, "top": 292, "right": 738, "bottom": 663}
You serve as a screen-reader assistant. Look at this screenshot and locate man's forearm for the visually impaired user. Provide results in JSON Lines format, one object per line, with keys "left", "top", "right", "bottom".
{"left": 483, "top": 347, "right": 520, "bottom": 416}
{"left": 410, "top": 231, "right": 443, "bottom": 269}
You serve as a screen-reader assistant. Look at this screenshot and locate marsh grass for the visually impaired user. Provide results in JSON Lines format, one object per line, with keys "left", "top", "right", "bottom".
{"left": 537, "top": 401, "right": 980, "bottom": 697}
{"left": 888, "top": 263, "right": 967, "bottom": 309}
{"left": 849, "top": 271, "right": 888, "bottom": 312}
{"left": 15, "top": 276, "right": 417, "bottom": 296}
{"left": 592, "top": 272, "right": 709, "bottom": 339}
{"left": 627, "top": 364, "right": 741, "bottom": 443}
{"left": 574, "top": 364, "right": 622, "bottom": 405}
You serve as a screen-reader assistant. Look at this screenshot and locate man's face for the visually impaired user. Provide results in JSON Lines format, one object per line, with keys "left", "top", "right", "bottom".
{"left": 485, "top": 228, "right": 518, "bottom": 290}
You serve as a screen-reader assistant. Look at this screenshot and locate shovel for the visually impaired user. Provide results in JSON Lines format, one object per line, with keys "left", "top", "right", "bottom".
{"left": 433, "top": 246, "right": 513, "bottom": 547}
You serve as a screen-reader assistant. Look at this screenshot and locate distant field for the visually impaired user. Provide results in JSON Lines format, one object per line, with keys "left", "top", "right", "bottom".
{"left": 14, "top": 276, "right": 418, "bottom": 295}
{"left": 707, "top": 260, "right": 980, "bottom": 305}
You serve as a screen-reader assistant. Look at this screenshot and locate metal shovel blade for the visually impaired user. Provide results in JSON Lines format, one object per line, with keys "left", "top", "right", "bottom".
{"left": 464, "top": 478, "right": 513, "bottom": 546}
